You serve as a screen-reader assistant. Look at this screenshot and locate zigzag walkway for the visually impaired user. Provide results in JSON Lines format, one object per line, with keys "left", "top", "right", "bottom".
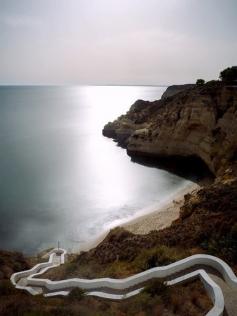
{"left": 10, "top": 248, "right": 237, "bottom": 316}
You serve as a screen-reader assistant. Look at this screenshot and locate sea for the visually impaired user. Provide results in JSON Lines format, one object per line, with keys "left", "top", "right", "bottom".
{"left": 0, "top": 85, "right": 193, "bottom": 254}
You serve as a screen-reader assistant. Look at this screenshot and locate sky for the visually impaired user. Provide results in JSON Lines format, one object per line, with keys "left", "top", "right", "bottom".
{"left": 0, "top": 0, "right": 236, "bottom": 85}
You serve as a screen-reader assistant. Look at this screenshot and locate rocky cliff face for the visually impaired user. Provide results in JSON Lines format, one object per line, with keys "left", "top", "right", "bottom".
{"left": 103, "top": 82, "right": 237, "bottom": 176}
{"left": 161, "top": 84, "right": 195, "bottom": 99}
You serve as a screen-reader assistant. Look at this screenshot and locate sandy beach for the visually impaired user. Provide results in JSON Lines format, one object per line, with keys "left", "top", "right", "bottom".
{"left": 81, "top": 182, "right": 201, "bottom": 252}
{"left": 122, "top": 182, "right": 200, "bottom": 235}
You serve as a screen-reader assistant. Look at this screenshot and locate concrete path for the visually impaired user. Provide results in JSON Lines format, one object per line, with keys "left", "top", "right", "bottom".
{"left": 11, "top": 248, "right": 237, "bottom": 316}
{"left": 209, "top": 273, "right": 237, "bottom": 316}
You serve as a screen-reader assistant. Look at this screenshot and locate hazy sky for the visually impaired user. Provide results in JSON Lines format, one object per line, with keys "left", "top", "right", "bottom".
{"left": 0, "top": 0, "right": 236, "bottom": 85}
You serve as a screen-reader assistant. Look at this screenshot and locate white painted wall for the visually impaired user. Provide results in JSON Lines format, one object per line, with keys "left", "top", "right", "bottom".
{"left": 11, "top": 248, "right": 237, "bottom": 316}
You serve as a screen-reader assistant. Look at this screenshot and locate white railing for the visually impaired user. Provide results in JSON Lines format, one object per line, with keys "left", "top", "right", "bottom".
{"left": 10, "top": 248, "right": 66, "bottom": 286}
{"left": 11, "top": 248, "right": 237, "bottom": 316}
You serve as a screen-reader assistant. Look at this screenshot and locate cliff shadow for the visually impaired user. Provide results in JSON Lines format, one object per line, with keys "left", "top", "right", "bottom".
{"left": 129, "top": 154, "right": 214, "bottom": 184}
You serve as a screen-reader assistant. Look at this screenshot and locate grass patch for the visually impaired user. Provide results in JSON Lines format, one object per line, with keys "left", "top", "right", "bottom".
{"left": 142, "top": 279, "right": 168, "bottom": 298}
{"left": 132, "top": 245, "right": 190, "bottom": 272}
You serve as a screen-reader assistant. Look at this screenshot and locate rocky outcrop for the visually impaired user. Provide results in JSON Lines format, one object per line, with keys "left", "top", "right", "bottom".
{"left": 161, "top": 84, "right": 195, "bottom": 99}
{"left": 103, "top": 82, "right": 237, "bottom": 175}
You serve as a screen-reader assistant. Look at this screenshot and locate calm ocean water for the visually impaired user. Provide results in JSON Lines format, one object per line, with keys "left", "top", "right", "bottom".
{"left": 0, "top": 86, "right": 192, "bottom": 254}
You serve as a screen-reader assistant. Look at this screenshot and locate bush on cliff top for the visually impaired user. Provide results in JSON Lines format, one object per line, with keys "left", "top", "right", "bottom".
{"left": 219, "top": 66, "right": 237, "bottom": 83}
{"left": 196, "top": 79, "right": 205, "bottom": 85}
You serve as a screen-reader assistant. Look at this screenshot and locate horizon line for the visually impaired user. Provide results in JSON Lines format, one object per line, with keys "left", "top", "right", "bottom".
{"left": 0, "top": 83, "right": 195, "bottom": 87}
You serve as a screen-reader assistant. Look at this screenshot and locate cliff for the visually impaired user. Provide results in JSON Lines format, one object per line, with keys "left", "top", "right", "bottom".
{"left": 103, "top": 81, "right": 237, "bottom": 176}
{"left": 161, "top": 84, "right": 195, "bottom": 99}
{"left": 100, "top": 79, "right": 237, "bottom": 270}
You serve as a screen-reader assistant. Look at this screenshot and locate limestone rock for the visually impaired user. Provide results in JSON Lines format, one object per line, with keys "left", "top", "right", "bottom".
{"left": 103, "top": 82, "right": 237, "bottom": 175}
{"left": 161, "top": 84, "right": 195, "bottom": 99}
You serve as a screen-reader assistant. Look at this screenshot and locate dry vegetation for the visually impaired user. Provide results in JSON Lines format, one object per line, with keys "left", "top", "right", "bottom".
{"left": 0, "top": 276, "right": 211, "bottom": 316}
{"left": 42, "top": 244, "right": 191, "bottom": 280}
{"left": 0, "top": 245, "right": 212, "bottom": 315}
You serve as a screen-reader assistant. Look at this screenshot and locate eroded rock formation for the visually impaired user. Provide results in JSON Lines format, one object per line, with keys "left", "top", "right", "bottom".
{"left": 161, "top": 84, "right": 195, "bottom": 99}
{"left": 103, "top": 82, "right": 237, "bottom": 175}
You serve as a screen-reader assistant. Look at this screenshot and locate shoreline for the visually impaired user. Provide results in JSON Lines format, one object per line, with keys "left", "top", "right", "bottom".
{"left": 80, "top": 182, "right": 200, "bottom": 251}
{"left": 122, "top": 182, "right": 199, "bottom": 235}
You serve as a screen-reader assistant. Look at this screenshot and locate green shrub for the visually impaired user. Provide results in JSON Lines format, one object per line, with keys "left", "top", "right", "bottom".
{"left": 142, "top": 279, "right": 168, "bottom": 298}
{"left": 206, "top": 228, "right": 237, "bottom": 263}
{"left": 132, "top": 245, "right": 188, "bottom": 271}
{"left": 68, "top": 287, "right": 85, "bottom": 301}
{"left": 65, "top": 262, "right": 78, "bottom": 274}
{"left": 196, "top": 79, "right": 205, "bottom": 85}
{"left": 219, "top": 66, "right": 237, "bottom": 83}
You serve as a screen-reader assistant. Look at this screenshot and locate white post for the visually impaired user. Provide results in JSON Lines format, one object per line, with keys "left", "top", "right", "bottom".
{"left": 57, "top": 241, "right": 61, "bottom": 264}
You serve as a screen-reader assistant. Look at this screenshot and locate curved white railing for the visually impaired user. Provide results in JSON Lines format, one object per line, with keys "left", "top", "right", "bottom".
{"left": 11, "top": 248, "right": 237, "bottom": 316}
{"left": 10, "top": 248, "right": 66, "bottom": 288}
{"left": 43, "top": 270, "right": 224, "bottom": 316}
{"left": 167, "top": 269, "right": 224, "bottom": 316}
{"left": 26, "top": 254, "right": 237, "bottom": 290}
